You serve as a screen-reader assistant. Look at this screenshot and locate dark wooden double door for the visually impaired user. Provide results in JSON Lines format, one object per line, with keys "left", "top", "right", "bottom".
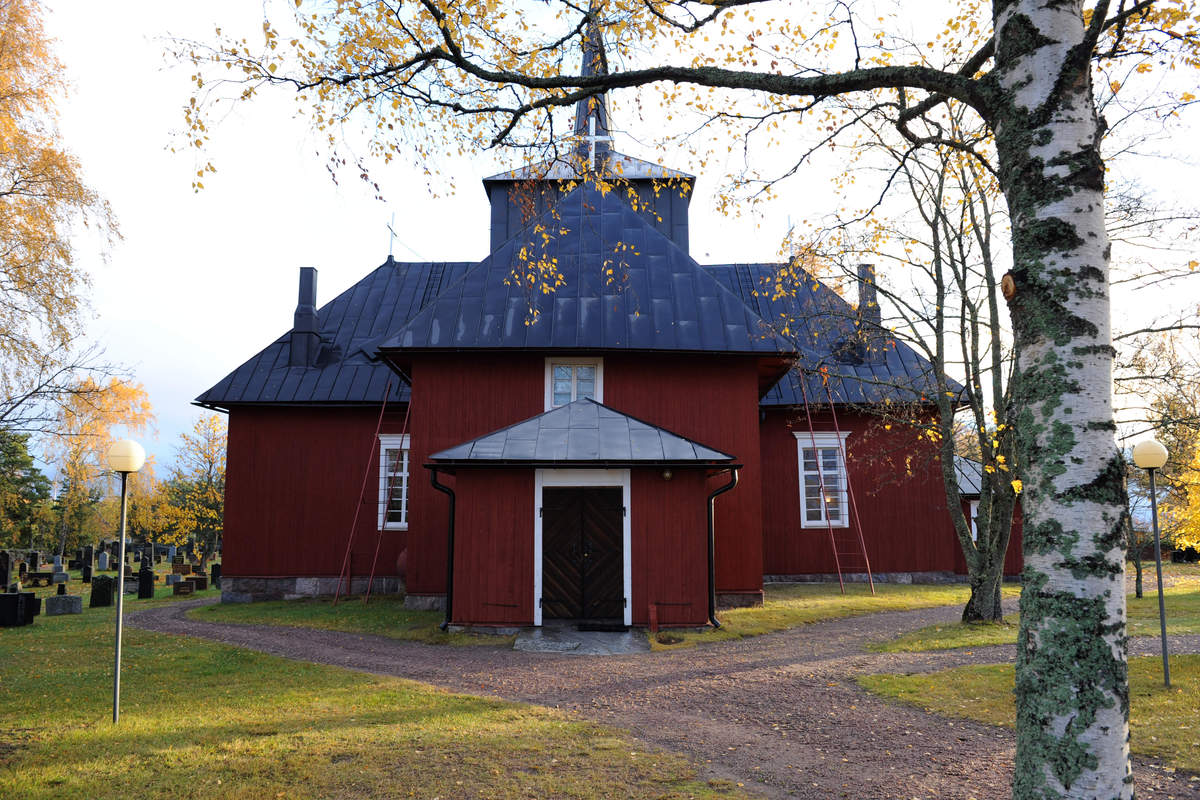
{"left": 541, "top": 487, "right": 624, "bottom": 622}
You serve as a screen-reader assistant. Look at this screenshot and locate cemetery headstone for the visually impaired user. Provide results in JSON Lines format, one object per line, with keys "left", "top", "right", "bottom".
{"left": 89, "top": 575, "right": 115, "bottom": 607}
{"left": 81, "top": 564, "right": 92, "bottom": 583}
{"left": 20, "top": 592, "right": 39, "bottom": 624}
{"left": 53, "top": 554, "right": 63, "bottom": 572}
{"left": 97, "top": 551, "right": 109, "bottom": 571}
{"left": 137, "top": 569, "right": 155, "bottom": 599}
{"left": 0, "top": 592, "right": 27, "bottom": 626}
{"left": 132, "top": 550, "right": 141, "bottom": 562}
{"left": 172, "top": 563, "right": 191, "bottom": 576}
{"left": 0, "top": 551, "right": 9, "bottom": 590}
{"left": 45, "top": 592, "right": 82, "bottom": 616}
{"left": 210, "top": 563, "right": 221, "bottom": 589}
{"left": 167, "top": 545, "right": 176, "bottom": 561}
{"left": 123, "top": 577, "right": 138, "bottom": 594}
{"left": 67, "top": 559, "right": 81, "bottom": 570}
{"left": 51, "top": 570, "right": 68, "bottom": 584}
{"left": 17, "top": 560, "right": 27, "bottom": 579}
{"left": 28, "top": 551, "right": 39, "bottom": 569}
{"left": 172, "top": 581, "right": 194, "bottom": 596}
{"left": 186, "top": 574, "right": 208, "bottom": 592}
{"left": 83, "top": 545, "right": 94, "bottom": 566}
{"left": 165, "top": 574, "right": 181, "bottom": 585}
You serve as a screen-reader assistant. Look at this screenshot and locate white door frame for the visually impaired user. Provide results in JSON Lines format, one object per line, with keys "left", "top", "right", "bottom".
{"left": 533, "top": 468, "right": 632, "bottom": 627}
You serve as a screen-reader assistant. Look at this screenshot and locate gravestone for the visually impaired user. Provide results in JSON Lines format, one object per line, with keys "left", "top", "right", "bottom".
{"left": 17, "top": 560, "right": 27, "bottom": 579}
{"left": 165, "top": 574, "right": 181, "bottom": 586}
{"left": 83, "top": 545, "right": 94, "bottom": 566}
{"left": 45, "top": 592, "right": 83, "bottom": 616}
{"left": 137, "top": 568, "right": 155, "bottom": 599}
{"left": 28, "top": 551, "right": 39, "bottom": 570}
{"left": 123, "top": 578, "right": 138, "bottom": 594}
{"left": 132, "top": 550, "right": 141, "bottom": 563}
{"left": 167, "top": 545, "right": 176, "bottom": 561}
{"left": 172, "top": 581, "right": 194, "bottom": 596}
{"left": 51, "top": 571, "right": 68, "bottom": 584}
{"left": 0, "top": 551, "right": 9, "bottom": 590}
{"left": 172, "top": 563, "right": 191, "bottom": 576}
{"left": 89, "top": 575, "right": 115, "bottom": 607}
{"left": 97, "top": 551, "right": 109, "bottom": 571}
{"left": 53, "top": 554, "right": 63, "bottom": 572}
{"left": 81, "top": 564, "right": 92, "bottom": 583}
{"left": 186, "top": 574, "right": 208, "bottom": 592}
{"left": 67, "top": 559, "right": 81, "bottom": 570}
{"left": 0, "top": 592, "right": 38, "bottom": 626}
{"left": 210, "top": 563, "right": 221, "bottom": 589}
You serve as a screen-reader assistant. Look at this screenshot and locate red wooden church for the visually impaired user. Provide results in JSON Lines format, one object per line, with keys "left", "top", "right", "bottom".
{"left": 197, "top": 42, "right": 1020, "bottom": 629}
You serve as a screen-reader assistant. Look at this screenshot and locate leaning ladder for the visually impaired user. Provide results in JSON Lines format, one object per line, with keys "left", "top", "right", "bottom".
{"left": 334, "top": 379, "right": 402, "bottom": 605}
{"left": 797, "top": 370, "right": 875, "bottom": 595}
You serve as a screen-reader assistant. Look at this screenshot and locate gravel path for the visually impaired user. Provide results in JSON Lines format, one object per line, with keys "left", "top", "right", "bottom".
{"left": 129, "top": 600, "right": 1200, "bottom": 800}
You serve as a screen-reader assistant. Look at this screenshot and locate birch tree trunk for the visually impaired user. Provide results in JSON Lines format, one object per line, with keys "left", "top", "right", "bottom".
{"left": 991, "top": 1, "right": 1132, "bottom": 797}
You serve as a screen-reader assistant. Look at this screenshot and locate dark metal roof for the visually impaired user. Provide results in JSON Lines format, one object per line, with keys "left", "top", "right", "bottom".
{"left": 195, "top": 259, "right": 473, "bottom": 409}
{"left": 483, "top": 152, "right": 694, "bottom": 183}
{"left": 702, "top": 263, "right": 960, "bottom": 406}
{"left": 955, "top": 456, "right": 984, "bottom": 497}
{"left": 428, "top": 397, "right": 735, "bottom": 467}
{"left": 378, "top": 184, "right": 794, "bottom": 356}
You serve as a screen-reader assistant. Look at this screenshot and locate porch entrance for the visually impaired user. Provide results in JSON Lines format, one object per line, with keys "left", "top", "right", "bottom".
{"left": 540, "top": 487, "right": 624, "bottom": 624}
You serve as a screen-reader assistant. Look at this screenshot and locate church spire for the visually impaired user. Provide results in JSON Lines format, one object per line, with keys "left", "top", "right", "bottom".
{"left": 573, "top": 5, "right": 611, "bottom": 169}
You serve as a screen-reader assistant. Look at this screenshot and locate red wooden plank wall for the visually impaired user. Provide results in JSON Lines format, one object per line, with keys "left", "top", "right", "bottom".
{"left": 451, "top": 469, "right": 535, "bottom": 625}
{"left": 760, "top": 407, "right": 1024, "bottom": 577}
{"left": 405, "top": 353, "right": 544, "bottom": 595}
{"left": 630, "top": 469, "right": 710, "bottom": 626}
{"left": 224, "top": 405, "right": 410, "bottom": 579}
{"left": 604, "top": 354, "right": 764, "bottom": 595}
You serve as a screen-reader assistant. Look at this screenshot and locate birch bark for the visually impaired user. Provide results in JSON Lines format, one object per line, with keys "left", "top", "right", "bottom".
{"left": 991, "top": 1, "right": 1131, "bottom": 797}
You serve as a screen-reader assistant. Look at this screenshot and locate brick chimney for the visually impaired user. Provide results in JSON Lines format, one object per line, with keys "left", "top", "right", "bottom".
{"left": 289, "top": 267, "right": 320, "bottom": 367}
{"left": 856, "top": 263, "right": 884, "bottom": 362}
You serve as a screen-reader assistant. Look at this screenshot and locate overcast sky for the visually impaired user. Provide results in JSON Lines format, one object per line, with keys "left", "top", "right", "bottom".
{"left": 41, "top": 2, "right": 1200, "bottom": 469}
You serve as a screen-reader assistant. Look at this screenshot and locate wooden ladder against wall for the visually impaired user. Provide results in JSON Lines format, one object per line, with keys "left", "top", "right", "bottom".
{"left": 334, "top": 379, "right": 393, "bottom": 605}
{"left": 363, "top": 401, "right": 411, "bottom": 603}
{"left": 798, "top": 373, "right": 875, "bottom": 596}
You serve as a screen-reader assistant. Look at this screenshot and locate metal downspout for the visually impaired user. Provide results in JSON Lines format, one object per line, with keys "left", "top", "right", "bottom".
{"left": 706, "top": 468, "right": 740, "bottom": 628}
{"left": 429, "top": 468, "right": 456, "bottom": 631}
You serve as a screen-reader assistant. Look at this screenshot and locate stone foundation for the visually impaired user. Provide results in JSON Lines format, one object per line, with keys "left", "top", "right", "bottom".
{"left": 221, "top": 576, "right": 404, "bottom": 603}
{"left": 716, "top": 590, "right": 763, "bottom": 609}
{"left": 764, "top": 571, "right": 963, "bottom": 585}
{"left": 403, "top": 593, "right": 447, "bottom": 612}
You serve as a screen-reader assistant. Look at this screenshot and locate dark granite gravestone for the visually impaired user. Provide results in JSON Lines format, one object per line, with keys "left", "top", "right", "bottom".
{"left": 0, "top": 551, "right": 9, "bottom": 590}
{"left": 67, "top": 559, "right": 81, "bottom": 570}
{"left": 165, "top": 573, "right": 181, "bottom": 585}
{"left": 209, "top": 563, "right": 221, "bottom": 589}
{"left": 138, "top": 569, "right": 155, "bottom": 599}
{"left": 45, "top": 583, "right": 82, "bottom": 615}
{"left": 89, "top": 575, "right": 115, "bottom": 607}
{"left": 186, "top": 574, "right": 208, "bottom": 592}
{"left": 172, "top": 581, "right": 194, "bottom": 596}
{"left": 172, "top": 563, "right": 191, "bottom": 576}
{"left": 0, "top": 592, "right": 38, "bottom": 626}
{"left": 17, "top": 559, "right": 27, "bottom": 579}
{"left": 81, "top": 564, "right": 92, "bottom": 583}
{"left": 83, "top": 545, "right": 94, "bottom": 566}
{"left": 28, "top": 551, "right": 39, "bottom": 570}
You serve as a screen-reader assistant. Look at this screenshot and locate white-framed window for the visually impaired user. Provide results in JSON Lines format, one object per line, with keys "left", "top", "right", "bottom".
{"left": 379, "top": 434, "right": 411, "bottom": 530}
{"left": 793, "top": 431, "right": 851, "bottom": 528}
{"left": 969, "top": 500, "right": 980, "bottom": 543}
{"left": 544, "top": 358, "right": 603, "bottom": 410}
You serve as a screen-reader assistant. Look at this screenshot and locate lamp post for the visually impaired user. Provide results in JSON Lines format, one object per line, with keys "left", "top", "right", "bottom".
{"left": 1132, "top": 438, "right": 1170, "bottom": 687}
{"left": 107, "top": 439, "right": 145, "bottom": 723}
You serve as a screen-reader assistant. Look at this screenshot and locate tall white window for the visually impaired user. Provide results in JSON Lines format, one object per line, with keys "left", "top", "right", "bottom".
{"left": 969, "top": 500, "right": 980, "bottom": 543}
{"left": 794, "top": 432, "right": 851, "bottom": 528}
{"left": 544, "top": 358, "right": 603, "bottom": 409}
{"left": 379, "top": 434, "right": 411, "bottom": 530}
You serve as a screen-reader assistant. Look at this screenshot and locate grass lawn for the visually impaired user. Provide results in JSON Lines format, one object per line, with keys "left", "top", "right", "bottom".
{"left": 858, "top": 655, "right": 1200, "bottom": 773}
{"left": 0, "top": 591, "right": 749, "bottom": 799}
{"left": 650, "top": 582, "right": 1021, "bottom": 650}
{"left": 871, "top": 562, "right": 1200, "bottom": 653}
{"left": 190, "top": 595, "right": 514, "bottom": 646}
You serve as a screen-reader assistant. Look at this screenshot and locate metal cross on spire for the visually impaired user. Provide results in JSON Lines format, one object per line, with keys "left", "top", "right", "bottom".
{"left": 573, "top": 2, "right": 612, "bottom": 171}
